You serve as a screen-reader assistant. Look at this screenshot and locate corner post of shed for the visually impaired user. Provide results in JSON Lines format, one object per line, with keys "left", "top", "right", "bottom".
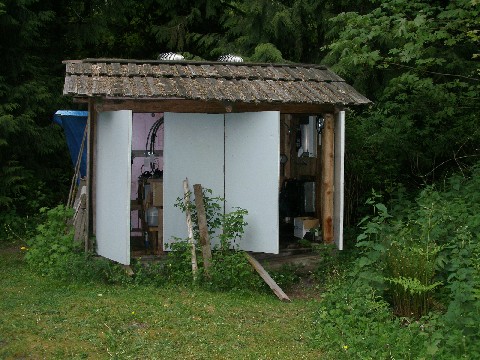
{"left": 85, "top": 99, "right": 96, "bottom": 252}
{"left": 321, "top": 112, "right": 335, "bottom": 243}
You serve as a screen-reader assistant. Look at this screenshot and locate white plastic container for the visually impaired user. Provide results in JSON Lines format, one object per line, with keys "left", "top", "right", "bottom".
{"left": 146, "top": 207, "right": 159, "bottom": 227}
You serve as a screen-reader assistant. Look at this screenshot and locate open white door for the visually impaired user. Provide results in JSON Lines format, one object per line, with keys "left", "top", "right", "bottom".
{"left": 95, "top": 111, "right": 132, "bottom": 264}
{"left": 334, "top": 110, "right": 345, "bottom": 250}
{"left": 225, "top": 112, "right": 280, "bottom": 254}
{"left": 163, "top": 113, "right": 225, "bottom": 249}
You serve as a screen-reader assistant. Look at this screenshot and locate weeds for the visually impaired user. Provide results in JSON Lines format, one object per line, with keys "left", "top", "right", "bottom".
{"left": 171, "top": 188, "right": 265, "bottom": 292}
{"left": 312, "top": 162, "right": 480, "bottom": 358}
{"left": 25, "top": 205, "right": 129, "bottom": 284}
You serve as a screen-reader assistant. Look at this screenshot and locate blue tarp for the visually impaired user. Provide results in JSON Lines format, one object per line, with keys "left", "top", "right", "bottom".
{"left": 53, "top": 110, "right": 88, "bottom": 177}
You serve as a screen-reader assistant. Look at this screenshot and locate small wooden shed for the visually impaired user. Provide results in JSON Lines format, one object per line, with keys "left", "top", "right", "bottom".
{"left": 63, "top": 58, "right": 370, "bottom": 265}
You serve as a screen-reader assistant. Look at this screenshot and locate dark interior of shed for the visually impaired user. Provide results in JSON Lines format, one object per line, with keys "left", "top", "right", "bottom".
{"left": 129, "top": 112, "right": 323, "bottom": 256}
{"left": 278, "top": 114, "right": 323, "bottom": 250}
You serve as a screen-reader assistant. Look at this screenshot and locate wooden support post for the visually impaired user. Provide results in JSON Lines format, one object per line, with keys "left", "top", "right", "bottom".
{"left": 90, "top": 104, "right": 98, "bottom": 238}
{"left": 183, "top": 178, "right": 198, "bottom": 278}
{"left": 315, "top": 129, "right": 322, "bottom": 221}
{"left": 321, "top": 113, "right": 335, "bottom": 244}
{"left": 193, "top": 184, "right": 212, "bottom": 273}
{"left": 284, "top": 115, "right": 292, "bottom": 180}
{"left": 245, "top": 252, "right": 291, "bottom": 302}
{"left": 85, "top": 100, "right": 95, "bottom": 253}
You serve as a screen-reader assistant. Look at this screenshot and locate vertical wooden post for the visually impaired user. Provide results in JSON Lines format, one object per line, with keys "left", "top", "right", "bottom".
{"left": 321, "top": 113, "right": 335, "bottom": 243}
{"left": 85, "top": 100, "right": 95, "bottom": 252}
{"left": 280, "top": 114, "right": 292, "bottom": 189}
{"left": 315, "top": 132, "right": 322, "bottom": 221}
{"left": 193, "top": 184, "right": 212, "bottom": 273}
{"left": 183, "top": 178, "right": 198, "bottom": 278}
{"left": 90, "top": 104, "right": 98, "bottom": 237}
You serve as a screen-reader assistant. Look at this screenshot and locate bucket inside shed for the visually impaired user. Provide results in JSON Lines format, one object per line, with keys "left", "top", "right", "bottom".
{"left": 129, "top": 112, "right": 164, "bottom": 255}
{"left": 92, "top": 110, "right": 344, "bottom": 266}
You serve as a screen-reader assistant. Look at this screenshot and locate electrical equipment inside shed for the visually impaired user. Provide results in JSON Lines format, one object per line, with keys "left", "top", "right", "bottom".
{"left": 279, "top": 114, "right": 323, "bottom": 246}
{"left": 127, "top": 112, "right": 323, "bottom": 257}
{"left": 130, "top": 113, "right": 164, "bottom": 256}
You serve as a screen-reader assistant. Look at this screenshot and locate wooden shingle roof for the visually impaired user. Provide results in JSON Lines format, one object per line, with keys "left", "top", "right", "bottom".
{"left": 63, "top": 58, "right": 370, "bottom": 113}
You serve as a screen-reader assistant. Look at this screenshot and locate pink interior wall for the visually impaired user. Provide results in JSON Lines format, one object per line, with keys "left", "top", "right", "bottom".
{"left": 131, "top": 112, "right": 164, "bottom": 231}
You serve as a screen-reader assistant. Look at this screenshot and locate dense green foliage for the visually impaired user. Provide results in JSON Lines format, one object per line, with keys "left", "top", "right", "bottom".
{"left": 0, "top": 0, "right": 71, "bottom": 227}
{"left": 172, "top": 188, "right": 264, "bottom": 292}
{"left": 313, "top": 166, "right": 480, "bottom": 359}
{"left": 25, "top": 205, "right": 129, "bottom": 283}
{"left": 2, "top": 1, "right": 480, "bottom": 356}
{"left": 23, "top": 192, "right": 269, "bottom": 292}
{"left": 323, "top": 0, "right": 480, "bottom": 220}
{"left": 1, "top": 0, "right": 478, "bottom": 228}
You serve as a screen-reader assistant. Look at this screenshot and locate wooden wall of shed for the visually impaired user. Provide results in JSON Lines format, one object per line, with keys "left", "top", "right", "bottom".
{"left": 280, "top": 114, "right": 322, "bottom": 219}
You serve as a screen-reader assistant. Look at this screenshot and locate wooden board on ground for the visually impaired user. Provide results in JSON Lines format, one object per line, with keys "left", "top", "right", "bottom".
{"left": 244, "top": 252, "right": 291, "bottom": 302}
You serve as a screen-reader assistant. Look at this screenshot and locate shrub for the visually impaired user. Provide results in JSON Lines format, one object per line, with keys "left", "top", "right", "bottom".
{"left": 172, "top": 188, "right": 263, "bottom": 292}
{"left": 269, "top": 264, "right": 301, "bottom": 290}
{"left": 25, "top": 205, "right": 77, "bottom": 276}
{"left": 314, "top": 282, "right": 426, "bottom": 359}
{"left": 205, "top": 250, "right": 263, "bottom": 291}
{"left": 25, "top": 205, "right": 129, "bottom": 284}
{"left": 312, "top": 163, "right": 480, "bottom": 358}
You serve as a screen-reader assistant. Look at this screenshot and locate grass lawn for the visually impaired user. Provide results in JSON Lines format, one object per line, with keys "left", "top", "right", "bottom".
{"left": 0, "top": 248, "right": 324, "bottom": 359}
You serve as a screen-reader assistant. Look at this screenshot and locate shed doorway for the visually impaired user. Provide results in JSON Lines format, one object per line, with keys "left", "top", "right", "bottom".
{"left": 95, "top": 110, "right": 281, "bottom": 265}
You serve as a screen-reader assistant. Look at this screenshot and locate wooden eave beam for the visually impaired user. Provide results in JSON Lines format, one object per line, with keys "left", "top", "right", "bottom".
{"left": 83, "top": 97, "right": 336, "bottom": 114}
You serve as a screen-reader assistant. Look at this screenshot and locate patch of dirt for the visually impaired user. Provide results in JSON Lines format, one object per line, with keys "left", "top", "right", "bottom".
{"left": 285, "top": 277, "right": 324, "bottom": 301}
{"left": 0, "top": 245, "right": 22, "bottom": 254}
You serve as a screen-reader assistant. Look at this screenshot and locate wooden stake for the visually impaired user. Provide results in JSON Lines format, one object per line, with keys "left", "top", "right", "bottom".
{"left": 193, "top": 184, "right": 212, "bottom": 273}
{"left": 245, "top": 252, "right": 291, "bottom": 302}
{"left": 67, "top": 124, "right": 88, "bottom": 208}
{"left": 321, "top": 113, "right": 335, "bottom": 243}
{"left": 183, "top": 178, "right": 198, "bottom": 278}
{"left": 73, "top": 187, "right": 87, "bottom": 244}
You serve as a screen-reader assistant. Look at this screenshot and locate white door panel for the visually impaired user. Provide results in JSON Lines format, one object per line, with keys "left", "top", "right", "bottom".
{"left": 225, "top": 112, "right": 280, "bottom": 254}
{"left": 163, "top": 113, "right": 225, "bottom": 249}
{"left": 96, "top": 111, "right": 132, "bottom": 265}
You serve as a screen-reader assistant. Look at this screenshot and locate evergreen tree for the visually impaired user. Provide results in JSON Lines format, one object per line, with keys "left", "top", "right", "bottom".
{"left": 0, "top": 0, "right": 72, "bottom": 217}
{"left": 323, "top": 0, "right": 480, "bottom": 220}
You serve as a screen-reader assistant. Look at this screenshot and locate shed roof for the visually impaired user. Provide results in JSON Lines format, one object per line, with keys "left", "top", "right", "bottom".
{"left": 63, "top": 58, "right": 370, "bottom": 113}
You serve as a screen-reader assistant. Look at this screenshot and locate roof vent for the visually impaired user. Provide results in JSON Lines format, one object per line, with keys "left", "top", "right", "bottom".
{"left": 217, "top": 54, "right": 244, "bottom": 63}
{"left": 158, "top": 52, "right": 185, "bottom": 61}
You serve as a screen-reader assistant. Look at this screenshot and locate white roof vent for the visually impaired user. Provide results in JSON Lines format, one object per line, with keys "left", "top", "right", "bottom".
{"left": 158, "top": 52, "right": 185, "bottom": 61}
{"left": 217, "top": 54, "right": 244, "bottom": 63}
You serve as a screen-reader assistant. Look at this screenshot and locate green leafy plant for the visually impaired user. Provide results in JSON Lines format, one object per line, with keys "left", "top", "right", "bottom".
{"left": 313, "top": 163, "right": 480, "bottom": 358}
{"left": 25, "top": 205, "right": 130, "bottom": 284}
{"left": 164, "top": 239, "right": 198, "bottom": 285}
{"left": 25, "top": 205, "right": 77, "bottom": 276}
{"left": 173, "top": 188, "right": 260, "bottom": 291}
{"left": 269, "top": 264, "right": 301, "bottom": 290}
{"left": 205, "top": 250, "right": 262, "bottom": 292}
{"left": 174, "top": 188, "right": 223, "bottom": 241}
{"left": 314, "top": 282, "right": 426, "bottom": 359}
{"left": 218, "top": 206, "right": 248, "bottom": 251}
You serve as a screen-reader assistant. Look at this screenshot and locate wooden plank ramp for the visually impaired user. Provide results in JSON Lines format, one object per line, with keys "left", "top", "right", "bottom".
{"left": 245, "top": 252, "right": 291, "bottom": 302}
